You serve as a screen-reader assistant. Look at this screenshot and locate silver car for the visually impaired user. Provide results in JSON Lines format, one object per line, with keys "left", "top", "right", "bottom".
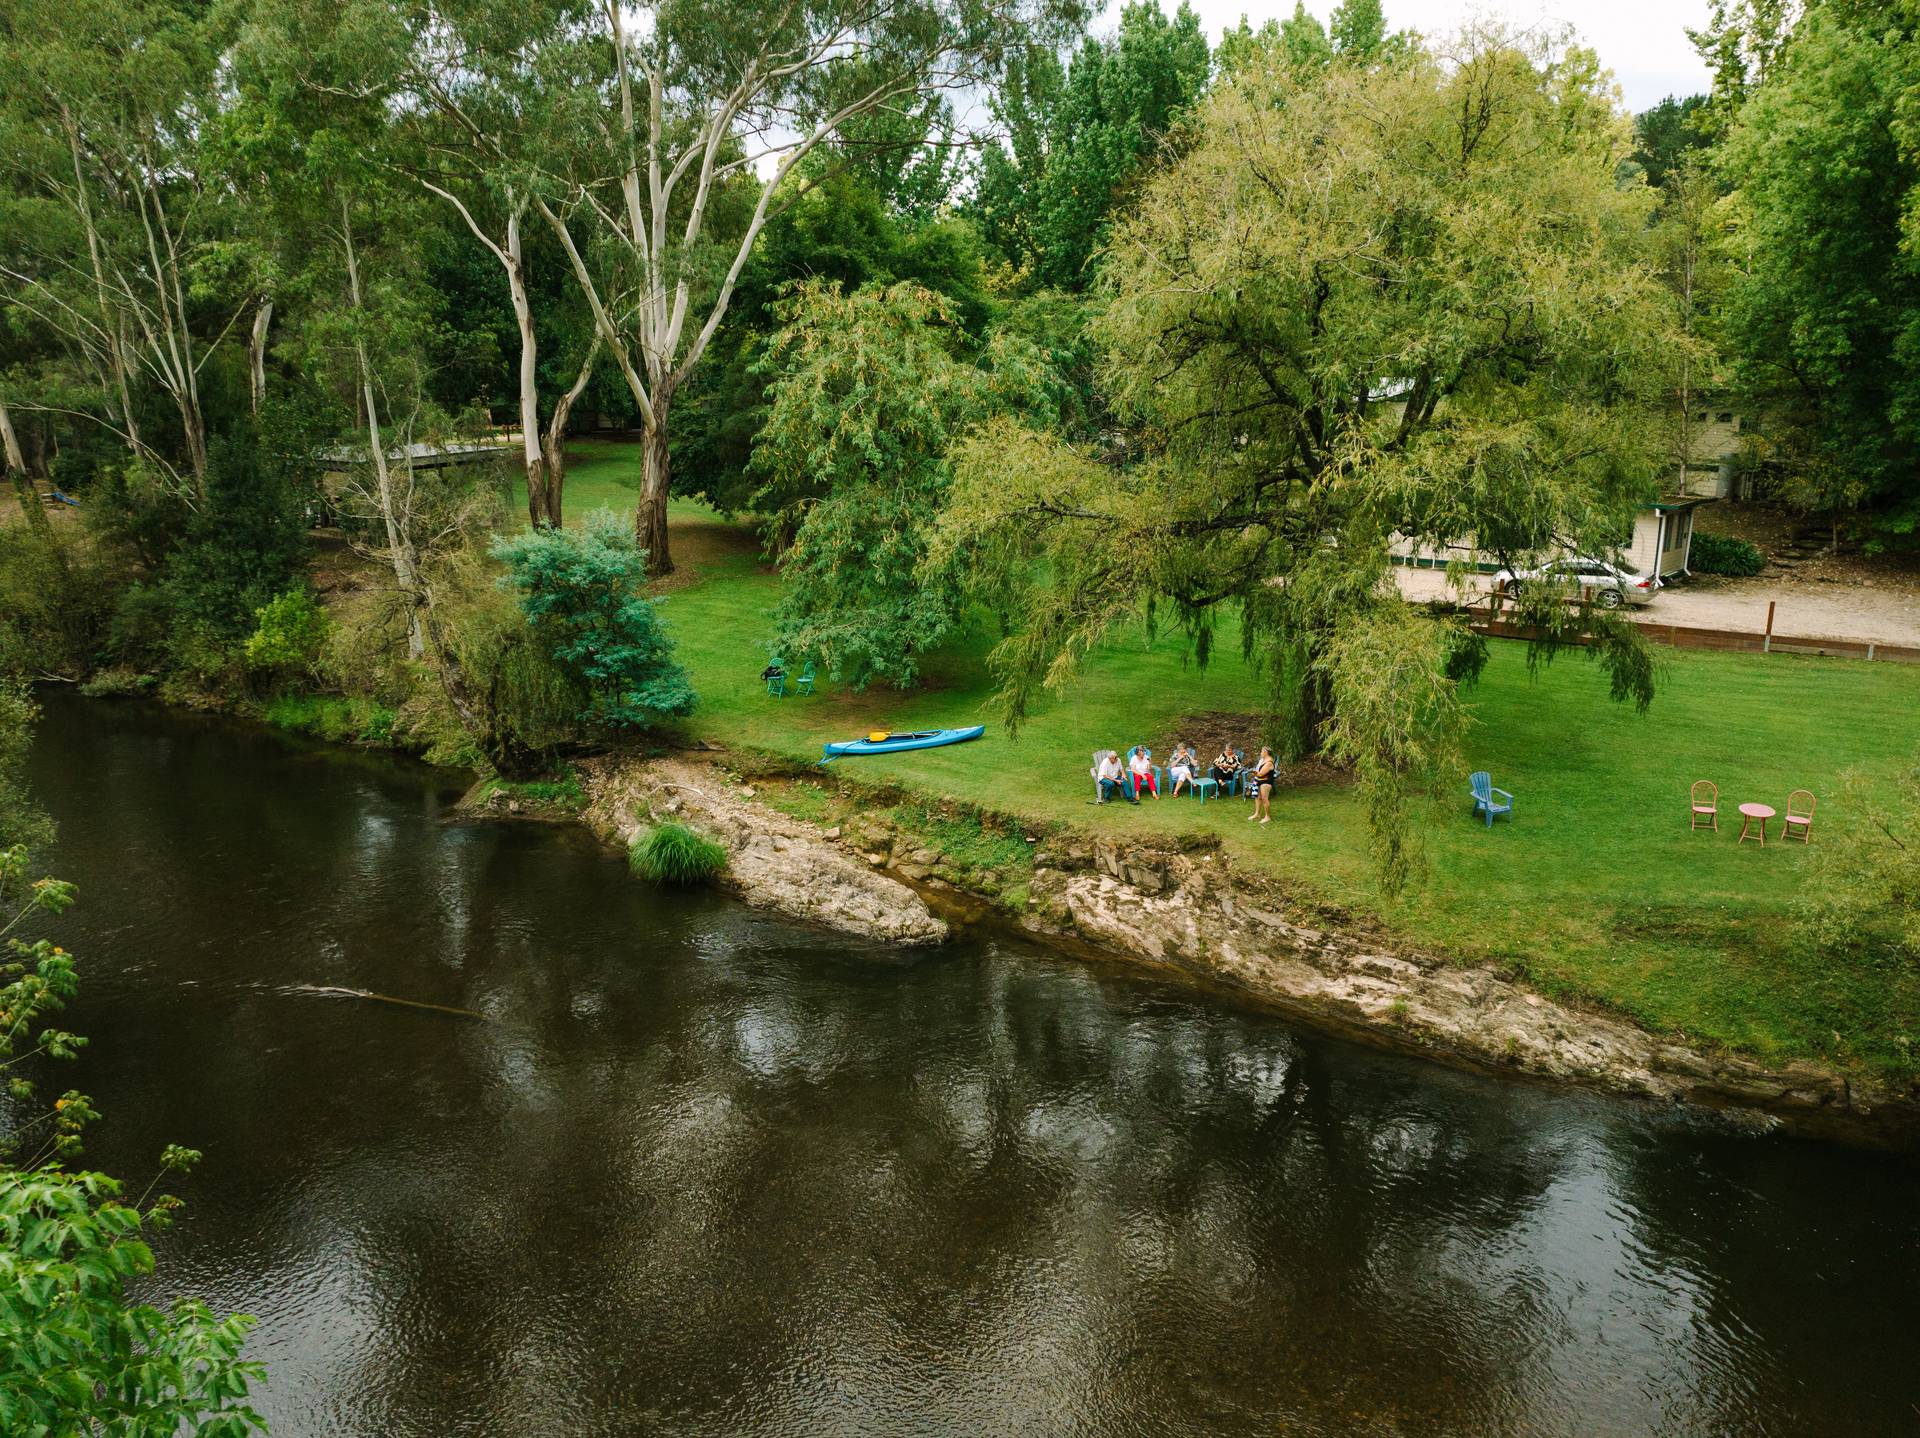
{"left": 1493, "top": 556, "right": 1657, "bottom": 609}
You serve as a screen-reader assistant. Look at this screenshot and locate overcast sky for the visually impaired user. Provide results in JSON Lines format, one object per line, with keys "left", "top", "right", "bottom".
{"left": 1139, "top": 0, "right": 1715, "bottom": 112}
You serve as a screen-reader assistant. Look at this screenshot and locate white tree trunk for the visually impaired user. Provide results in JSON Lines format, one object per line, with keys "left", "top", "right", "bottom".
{"left": 340, "top": 207, "right": 425, "bottom": 660}
{"left": 504, "top": 208, "right": 549, "bottom": 527}
{"left": 249, "top": 299, "right": 273, "bottom": 415}
{"left": 2, "top": 397, "right": 56, "bottom": 541}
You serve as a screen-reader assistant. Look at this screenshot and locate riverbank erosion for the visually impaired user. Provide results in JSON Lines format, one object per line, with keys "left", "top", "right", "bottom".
{"left": 579, "top": 754, "right": 949, "bottom": 944}
{"left": 579, "top": 749, "right": 1920, "bottom": 1146}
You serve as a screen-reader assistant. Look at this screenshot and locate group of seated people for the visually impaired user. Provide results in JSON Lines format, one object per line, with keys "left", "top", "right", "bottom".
{"left": 1090, "top": 743, "right": 1280, "bottom": 822}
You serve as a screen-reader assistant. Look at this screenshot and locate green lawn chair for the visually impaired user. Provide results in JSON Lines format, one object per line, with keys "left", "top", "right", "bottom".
{"left": 794, "top": 661, "right": 816, "bottom": 696}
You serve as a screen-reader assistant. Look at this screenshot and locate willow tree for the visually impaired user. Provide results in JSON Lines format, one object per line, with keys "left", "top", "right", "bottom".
{"left": 941, "top": 28, "right": 1676, "bottom": 889}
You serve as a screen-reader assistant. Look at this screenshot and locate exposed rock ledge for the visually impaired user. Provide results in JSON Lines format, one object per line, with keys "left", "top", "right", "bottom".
{"left": 577, "top": 754, "right": 948, "bottom": 945}
{"left": 579, "top": 753, "right": 1918, "bottom": 1145}
{"left": 1021, "top": 841, "right": 1915, "bottom": 1139}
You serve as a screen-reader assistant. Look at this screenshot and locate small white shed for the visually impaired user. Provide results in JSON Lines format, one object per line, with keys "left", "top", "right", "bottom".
{"left": 1623, "top": 496, "right": 1713, "bottom": 581}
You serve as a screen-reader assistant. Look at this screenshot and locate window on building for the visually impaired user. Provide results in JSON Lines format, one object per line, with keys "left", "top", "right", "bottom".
{"left": 1717, "top": 411, "right": 1734, "bottom": 423}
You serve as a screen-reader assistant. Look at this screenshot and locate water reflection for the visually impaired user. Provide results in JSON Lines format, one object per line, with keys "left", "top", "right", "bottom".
{"left": 29, "top": 692, "right": 1920, "bottom": 1437}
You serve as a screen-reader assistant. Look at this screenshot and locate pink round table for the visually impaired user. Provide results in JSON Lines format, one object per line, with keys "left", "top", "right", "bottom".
{"left": 1738, "top": 802, "right": 1775, "bottom": 846}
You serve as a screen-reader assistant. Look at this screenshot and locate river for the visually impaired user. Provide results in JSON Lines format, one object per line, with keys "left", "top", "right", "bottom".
{"left": 25, "top": 691, "right": 1920, "bottom": 1436}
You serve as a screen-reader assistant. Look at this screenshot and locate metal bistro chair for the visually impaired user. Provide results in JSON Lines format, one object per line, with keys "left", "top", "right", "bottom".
{"left": 1782, "top": 789, "right": 1816, "bottom": 843}
{"left": 794, "top": 661, "right": 816, "bottom": 697}
{"left": 1690, "top": 779, "right": 1718, "bottom": 833}
{"left": 765, "top": 668, "right": 786, "bottom": 699}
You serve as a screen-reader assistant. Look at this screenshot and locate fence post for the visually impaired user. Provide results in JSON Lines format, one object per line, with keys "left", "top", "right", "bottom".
{"left": 1763, "top": 600, "right": 1775, "bottom": 654}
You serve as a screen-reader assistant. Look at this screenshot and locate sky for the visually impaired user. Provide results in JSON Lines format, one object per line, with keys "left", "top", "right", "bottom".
{"left": 1148, "top": 0, "right": 1716, "bottom": 112}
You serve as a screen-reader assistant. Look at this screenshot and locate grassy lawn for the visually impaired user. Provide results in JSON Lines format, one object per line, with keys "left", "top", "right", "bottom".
{"left": 541, "top": 443, "right": 1920, "bottom": 1078}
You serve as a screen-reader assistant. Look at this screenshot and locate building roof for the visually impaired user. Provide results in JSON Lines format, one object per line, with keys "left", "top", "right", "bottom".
{"left": 1648, "top": 495, "right": 1716, "bottom": 512}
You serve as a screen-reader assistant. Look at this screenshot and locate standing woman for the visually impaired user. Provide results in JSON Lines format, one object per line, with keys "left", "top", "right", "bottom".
{"left": 1248, "top": 746, "right": 1277, "bottom": 825}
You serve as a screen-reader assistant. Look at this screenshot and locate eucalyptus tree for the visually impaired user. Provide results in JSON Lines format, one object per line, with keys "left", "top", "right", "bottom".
{"left": 365, "top": 0, "right": 1073, "bottom": 573}
{"left": 939, "top": 29, "right": 1676, "bottom": 890}
{"left": 0, "top": 0, "right": 242, "bottom": 505}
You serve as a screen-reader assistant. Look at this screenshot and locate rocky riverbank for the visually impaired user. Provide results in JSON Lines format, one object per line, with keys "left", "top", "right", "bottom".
{"left": 579, "top": 749, "right": 1920, "bottom": 1147}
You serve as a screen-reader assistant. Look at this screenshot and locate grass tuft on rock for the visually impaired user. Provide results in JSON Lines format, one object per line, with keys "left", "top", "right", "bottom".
{"left": 630, "top": 821, "right": 727, "bottom": 885}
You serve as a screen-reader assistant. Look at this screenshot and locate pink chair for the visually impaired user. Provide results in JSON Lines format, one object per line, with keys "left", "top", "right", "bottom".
{"left": 1782, "top": 789, "right": 1815, "bottom": 843}
{"left": 1690, "top": 780, "right": 1718, "bottom": 833}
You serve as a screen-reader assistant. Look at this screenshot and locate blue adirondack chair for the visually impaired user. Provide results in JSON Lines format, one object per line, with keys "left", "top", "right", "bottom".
{"left": 793, "top": 662, "right": 816, "bottom": 696}
{"left": 1469, "top": 771, "right": 1514, "bottom": 827}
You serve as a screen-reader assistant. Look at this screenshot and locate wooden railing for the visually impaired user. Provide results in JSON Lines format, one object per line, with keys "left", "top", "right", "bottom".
{"left": 1457, "top": 596, "right": 1920, "bottom": 665}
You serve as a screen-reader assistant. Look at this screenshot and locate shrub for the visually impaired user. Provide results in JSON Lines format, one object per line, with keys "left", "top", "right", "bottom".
{"left": 78, "top": 668, "right": 157, "bottom": 699}
{"left": 244, "top": 589, "right": 331, "bottom": 675}
{"left": 629, "top": 822, "right": 727, "bottom": 884}
{"left": 490, "top": 510, "right": 696, "bottom": 731}
{"left": 0, "top": 525, "right": 126, "bottom": 676}
{"left": 1689, "top": 532, "right": 1766, "bottom": 577}
{"left": 262, "top": 695, "right": 397, "bottom": 745}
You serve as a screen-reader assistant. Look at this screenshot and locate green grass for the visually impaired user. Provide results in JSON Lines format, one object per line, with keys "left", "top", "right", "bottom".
{"left": 473, "top": 769, "right": 588, "bottom": 814}
{"left": 630, "top": 821, "right": 728, "bottom": 884}
{"left": 541, "top": 442, "right": 1920, "bottom": 1078}
{"left": 506, "top": 437, "right": 722, "bottom": 531}
{"left": 263, "top": 694, "right": 396, "bottom": 745}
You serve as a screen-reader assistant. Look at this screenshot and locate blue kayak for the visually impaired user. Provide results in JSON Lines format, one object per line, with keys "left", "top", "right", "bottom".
{"left": 821, "top": 725, "right": 984, "bottom": 761}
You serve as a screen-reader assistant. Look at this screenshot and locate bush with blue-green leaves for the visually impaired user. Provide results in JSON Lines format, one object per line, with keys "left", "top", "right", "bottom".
{"left": 490, "top": 511, "right": 696, "bottom": 731}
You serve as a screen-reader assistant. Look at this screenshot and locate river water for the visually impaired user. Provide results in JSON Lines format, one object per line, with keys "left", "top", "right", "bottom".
{"left": 24, "top": 691, "right": 1920, "bottom": 1436}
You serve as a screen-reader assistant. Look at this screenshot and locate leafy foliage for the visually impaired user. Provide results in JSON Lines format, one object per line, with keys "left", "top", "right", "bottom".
{"left": 941, "top": 26, "right": 1673, "bottom": 883}
{"left": 245, "top": 588, "right": 332, "bottom": 675}
{"left": 0, "top": 674, "right": 54, "bottom": 866}
{"left": 1716, "top": 8, "right": 1920, "bottom": 540}
{"left": 1631, "top": 93, "right": 1713, "bottom": 187}
{"left": 974, "top": 1, "right": 1210, "bottom": 290}
{"left": 1688, "top": 532, "right": 1767, "bottom": 576}
{"left": 754, "top": 281, "right": 1061, "bottom": 687}
{"left": 1798, "top": 751, "right": 1920, "bottom": 965}
{"left": 491, "top": 511, "right": 696, "bottom": 730}
{"left": 628, "top": 822, "right": 728, "bottom": 885}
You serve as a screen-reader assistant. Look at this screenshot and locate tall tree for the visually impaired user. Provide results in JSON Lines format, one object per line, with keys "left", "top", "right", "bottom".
{"left": 1689, "top": 0, "right": 1802, "bottom": 131}
{"left": 368, "top": 0, "right": 1065, "bottom": 575}
{"left": 977, "top": 2, "right": 1211, "bottom": 291}
{"left": 1329, "top": 0, "right": 1387, "bottom": 59}
{"left": 939, "top": 29, "right": 1672, "bottom": 888}
{"left": 0, "top": 0, "right": 241, "bottom": 504}
{"left": 1631, "top": 94, "right": 1713, "bottom": 188}
{"left": 1717, "top": 6, "right": 1920, "bottom": 539}
{"left": 754, "top": 281, "right": 1059, "bottom": 686}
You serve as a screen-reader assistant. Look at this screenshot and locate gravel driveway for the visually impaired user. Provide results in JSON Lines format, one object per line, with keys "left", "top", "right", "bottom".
{"left": 1394, "top": 566, "right": 1920, "bottom": 648}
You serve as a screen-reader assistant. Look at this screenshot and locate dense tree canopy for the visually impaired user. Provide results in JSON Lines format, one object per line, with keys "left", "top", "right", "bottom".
{"left": 754, "top": 281, "right": 1062, "bottom": 687}
{"left": 1715, "top": 4, "right": 1920, "bottom": 538}
{"left": 938, "top": 29, "right": 1673, "bottom": 887}
{"left": 973, "top": 1, "right": 1210, "bottom": 290}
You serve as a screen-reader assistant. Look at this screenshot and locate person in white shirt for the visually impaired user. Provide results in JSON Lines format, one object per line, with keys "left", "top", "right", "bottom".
{"left": 1128, "top": 747, "right": 1158, "bottom": 798}
{"left": 1092, "top": 750, "right": 1138, "bottom": 805}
